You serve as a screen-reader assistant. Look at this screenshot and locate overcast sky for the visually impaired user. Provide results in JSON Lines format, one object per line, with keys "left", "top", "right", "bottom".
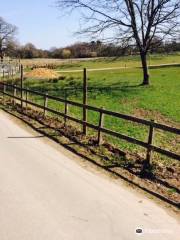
{"left": 1, "top": 0, "right": 86, "bottom": 49}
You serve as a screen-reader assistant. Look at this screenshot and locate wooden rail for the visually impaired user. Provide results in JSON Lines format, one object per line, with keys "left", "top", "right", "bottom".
{"left": 0, "top": 82, "right": 180, "bottom": 166}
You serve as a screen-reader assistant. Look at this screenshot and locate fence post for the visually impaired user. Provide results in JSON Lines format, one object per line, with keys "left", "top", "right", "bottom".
{"left": 145, "top": 120, "right": 155, "bottom": 167}
{"left": 44, "top": 93, "right": 48, "bottom": 117}
{"left": 97, "top": 107, "right": 104, "bottom": 145}
{"left": 20, "top": 65, "right": 23, "bottom": 109}
{"left": 64, "top": 101, "right": 68, "bottom": 127}
{"left": 13, "top": 85, "right": 17, "bottom": 106}
{"left": 64, "top": 91, "right": 68, "bottom": 127}
{"left": 3, "top": 84, "right": 6, "bottom": 105}
{"left": 83, "top": 68, "right": 87, "bottom": 135}
{"left": 25, "top": 88, "right": 28, "bottom": 111}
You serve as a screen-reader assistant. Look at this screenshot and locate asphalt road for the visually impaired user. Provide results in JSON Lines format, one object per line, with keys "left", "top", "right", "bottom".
{"left": 0, "top": 110, "right": 179, "bottom": 240}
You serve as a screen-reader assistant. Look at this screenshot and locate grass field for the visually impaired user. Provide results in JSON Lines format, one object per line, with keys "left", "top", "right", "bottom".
{"left": 7, "top": 54, "right": 180, "bottom": 164}
{"left": 24, "top": 66, "right": 180, "bottom": 121}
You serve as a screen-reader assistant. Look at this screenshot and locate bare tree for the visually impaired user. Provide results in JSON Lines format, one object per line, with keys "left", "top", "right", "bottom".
{"left": 56, "top": 0, "right": 180, "bottom": 85}
{"left": 0, "top": 17, "right": 17, "bottom": 62}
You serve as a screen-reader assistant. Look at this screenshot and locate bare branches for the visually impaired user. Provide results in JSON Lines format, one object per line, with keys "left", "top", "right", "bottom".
{"left": 56, "top": 0, "right": 180, "bottom": 53}
{"left": 56, "top": 0, "right": 180, "bottom": 84}
{"left": 0, "top": 17, "right": 17, "bottom": 60}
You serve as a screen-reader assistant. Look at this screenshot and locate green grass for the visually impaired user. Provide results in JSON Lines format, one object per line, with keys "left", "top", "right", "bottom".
{"left": 24, "top": 67, "right": 180, "bottom": 122}
{"left": 13, "top": 55, "right": 180, "bottom": 164}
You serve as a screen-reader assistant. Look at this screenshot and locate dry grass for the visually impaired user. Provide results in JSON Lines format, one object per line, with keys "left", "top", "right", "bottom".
{"left": 25, "top": 68, "right": 59, "bottom": 79}
{"left": 21, "top": 58, "right": 79, "bottom": 69}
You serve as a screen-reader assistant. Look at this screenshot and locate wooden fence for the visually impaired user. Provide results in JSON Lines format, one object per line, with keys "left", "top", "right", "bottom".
{"left": 0, "top": 82, "right": 180, "bottom": 167}
{"left": 0, "top": 60, "right": 21, "bottom": 78}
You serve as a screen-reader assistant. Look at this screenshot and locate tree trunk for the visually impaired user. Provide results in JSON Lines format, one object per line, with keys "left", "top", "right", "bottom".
{"left": 0, "top": 48, "right": 3, "bottom": 63}
{"left": 140, "top": 51, "right": 150, "bottom": 85}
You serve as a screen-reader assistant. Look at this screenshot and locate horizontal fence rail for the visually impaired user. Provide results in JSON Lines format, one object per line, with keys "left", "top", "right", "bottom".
{"left": 0, "top": 82, "right": 180, "bottom": 164}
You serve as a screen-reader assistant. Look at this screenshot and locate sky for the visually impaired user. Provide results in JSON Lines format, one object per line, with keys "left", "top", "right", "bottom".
{"left": 1, "top": 0, "right": 85, "bottom": 49}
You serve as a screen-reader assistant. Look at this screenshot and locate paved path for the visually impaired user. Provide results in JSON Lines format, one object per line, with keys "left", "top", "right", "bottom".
{"left": 56, "top": 63, "right": 180, "bottom": 73}
{"left": 0, "top": 110, "right": 179, "bottom": 240}
{"left": 56, "top": 66, "right": 128, "bottom": 73}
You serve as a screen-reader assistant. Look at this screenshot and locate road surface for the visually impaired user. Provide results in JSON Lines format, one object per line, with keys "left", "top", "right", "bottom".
{"left": 0, "top": 110, "right": 179, "bottom": 240}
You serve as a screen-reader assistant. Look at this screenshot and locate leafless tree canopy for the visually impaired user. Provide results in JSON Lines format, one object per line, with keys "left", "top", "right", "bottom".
{"left": 0, "top": 17, "right": 17, "bottom": 60}
{"left": 56, "top": 0, "right": 180, "bottom": 84}
{"left": 56, "top": 0, "right": 180, "bottom": 51}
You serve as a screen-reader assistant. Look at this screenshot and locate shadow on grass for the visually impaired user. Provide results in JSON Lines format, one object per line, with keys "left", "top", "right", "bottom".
{"left": 2, "top": 105, "right": 179, "bottom": 208}
{"left": 24, "top": 82, "right": 143, "bottom": 101}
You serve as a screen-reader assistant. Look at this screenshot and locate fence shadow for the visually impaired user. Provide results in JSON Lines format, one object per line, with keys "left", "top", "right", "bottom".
{"left": 8, "top": 135, "right": 45, "bottom": 139}
{"left": 26, "top": 83, "right": 143, "bottom": 100}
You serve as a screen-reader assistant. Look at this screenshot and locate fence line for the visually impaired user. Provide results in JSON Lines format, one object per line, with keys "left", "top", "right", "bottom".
{"left": 0, "top": 60, "right": 21, "bottom": 78}
{"left": 0, "top": 82, "right": 180, "bottom": 166}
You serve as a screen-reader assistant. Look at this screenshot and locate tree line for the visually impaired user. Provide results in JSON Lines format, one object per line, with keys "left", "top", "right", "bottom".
{"left": 4, "top": 38, "right": 180, "bottom": 60}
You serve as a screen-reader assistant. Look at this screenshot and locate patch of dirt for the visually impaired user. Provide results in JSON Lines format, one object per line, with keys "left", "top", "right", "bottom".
{"left": 25, "top": 68, "right": 59, "bottom": 79}
{"left": 133, "top": 108, "right": 180, "bottom": 156}
{"left": 120, "top": 98, "right": 138, "bottom": 105}
{"left": 133, "top": 108, "right": 180, "bottom": 128}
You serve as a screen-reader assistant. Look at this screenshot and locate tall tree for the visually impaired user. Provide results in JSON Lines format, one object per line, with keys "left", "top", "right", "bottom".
{"left": 22, "top": 43, "right": 39, "bottom": 58}
{"left": 5, "top": 40, "right": 20, "bottom": 58}
{"left": 56, "top": 0, "right": 180, "bottom": 85}
{"left": 0, "top": 17, "right": 17, "bottom": 62}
